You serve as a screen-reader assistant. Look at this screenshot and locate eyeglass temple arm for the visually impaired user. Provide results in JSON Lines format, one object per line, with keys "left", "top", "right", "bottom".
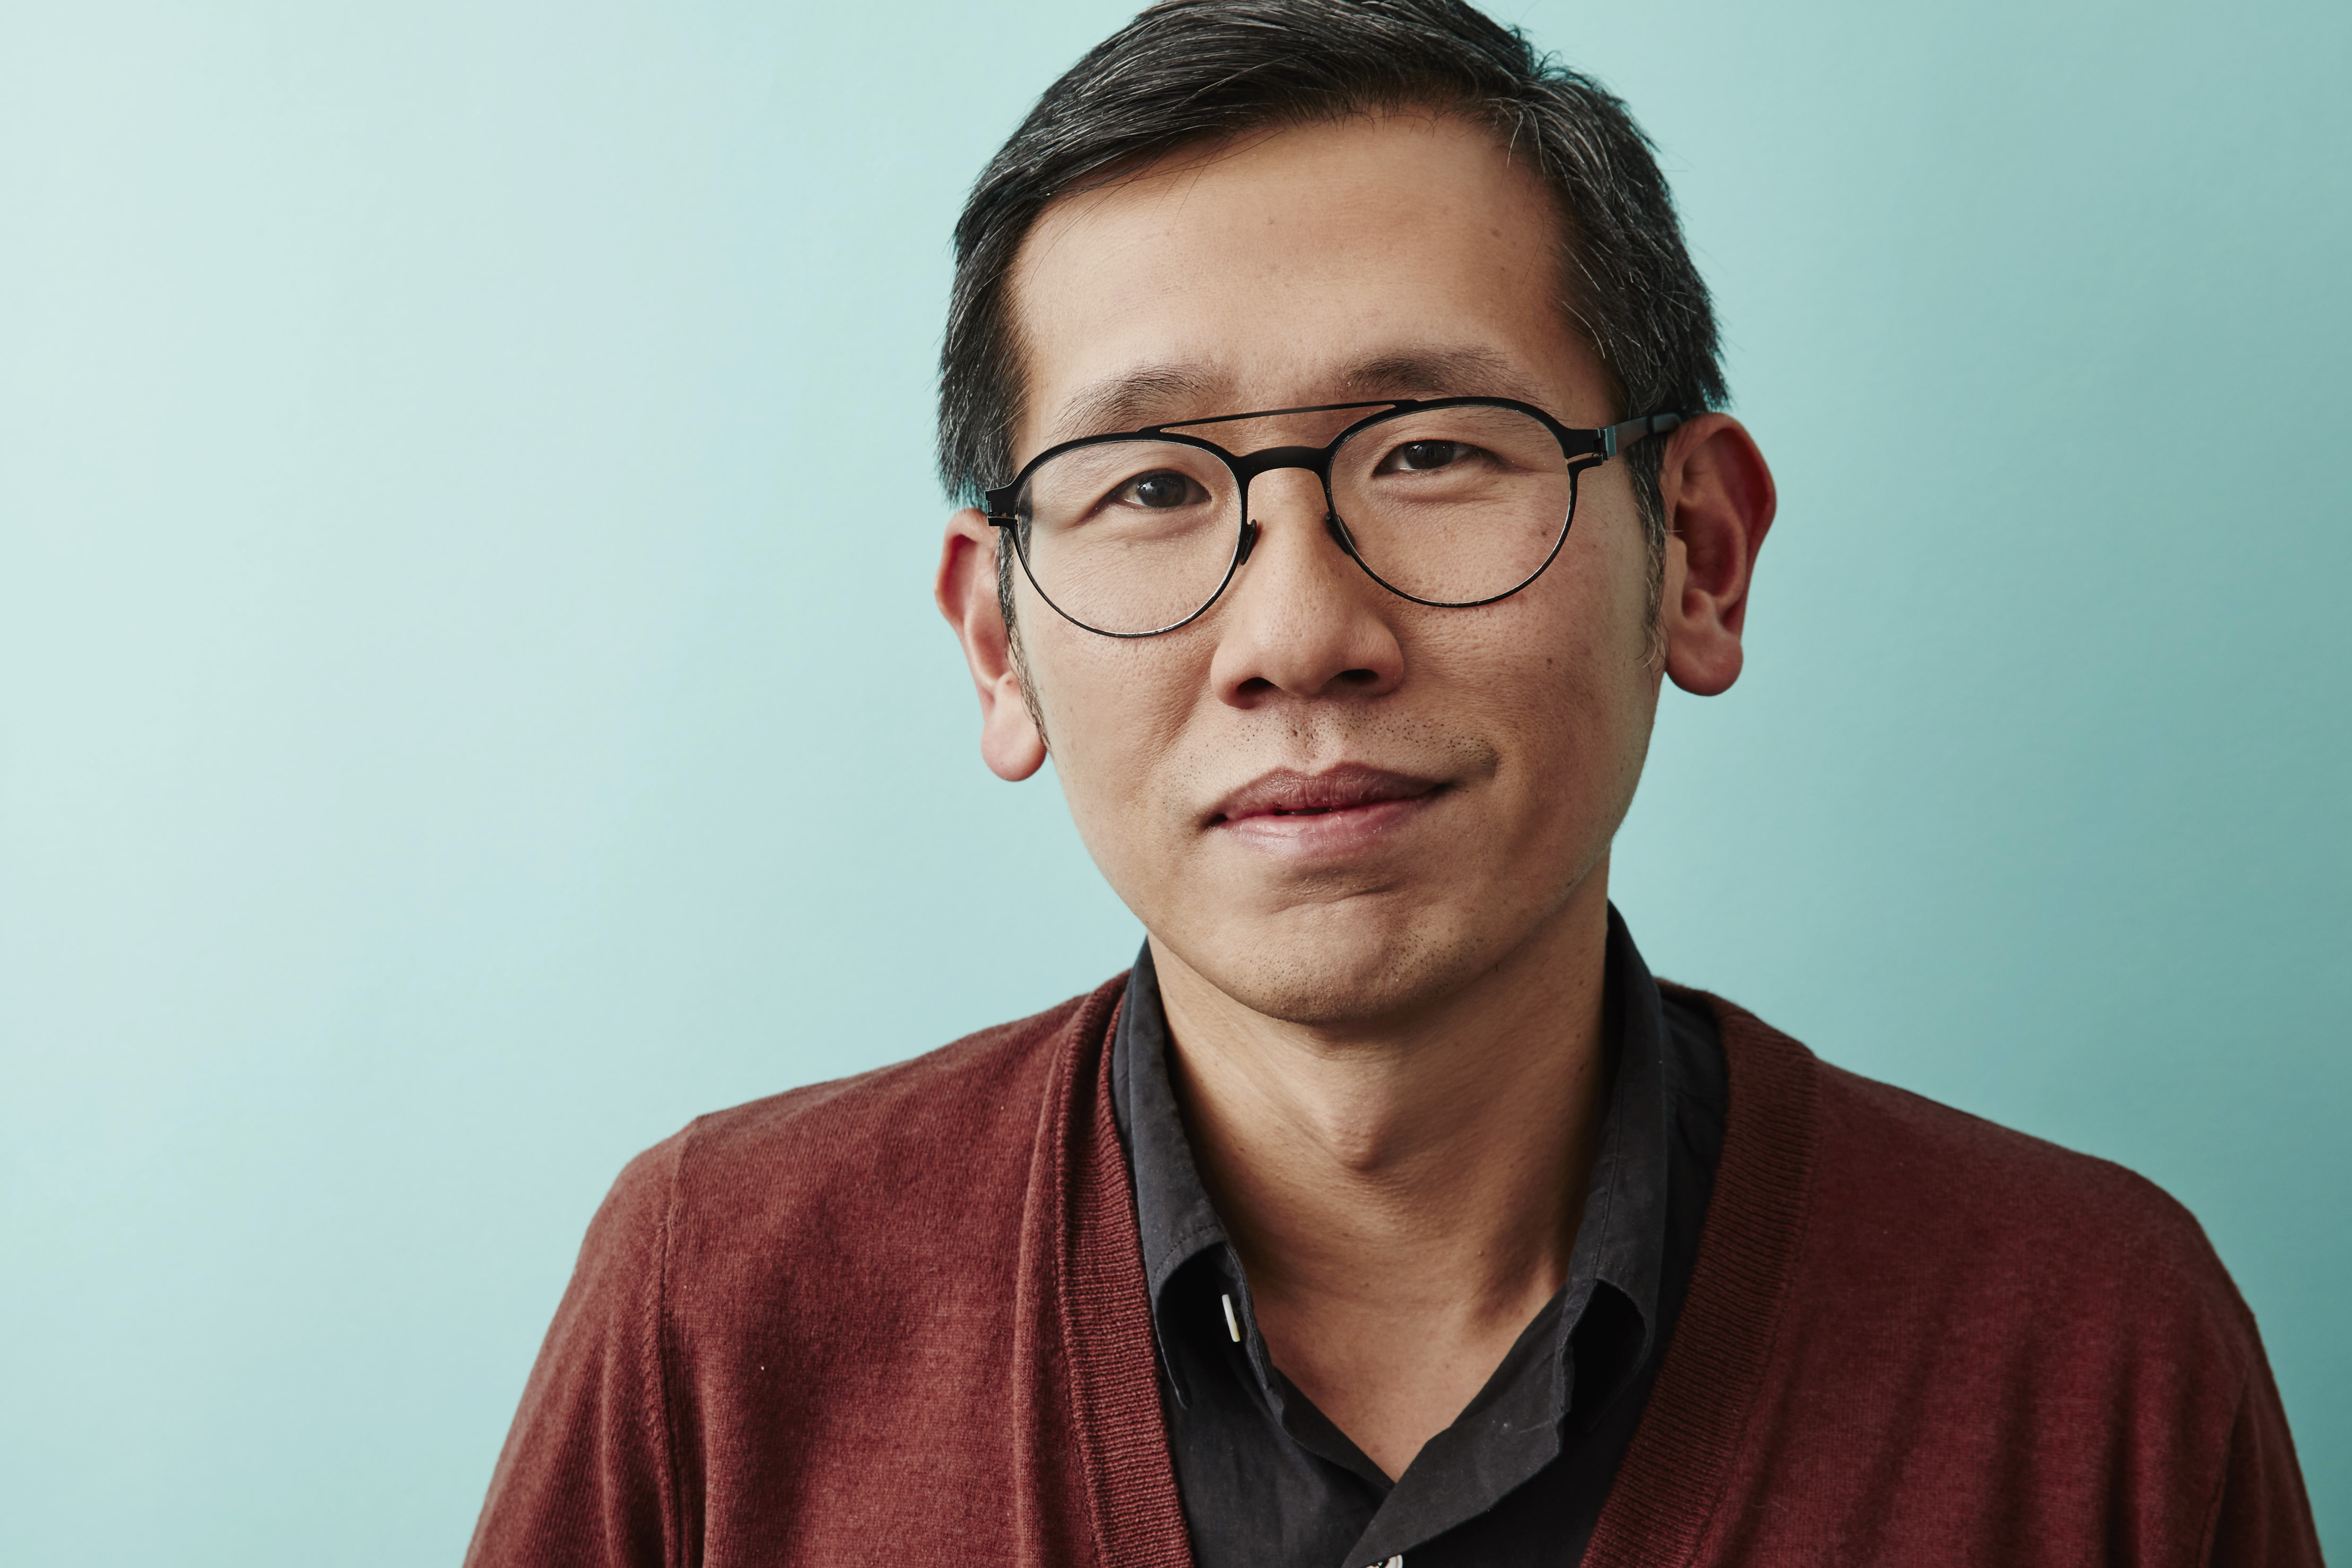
{"left": 1599, "top": 411, "right": 1689, "bottom": 458}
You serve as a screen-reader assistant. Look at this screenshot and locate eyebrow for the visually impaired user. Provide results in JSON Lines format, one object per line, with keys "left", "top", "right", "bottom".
{"left": 1333, "top": 347, "right": 1544, "bottom": 404}
{"left": 1041, "top": 345, "right": 1553, "bottom": 447}
{"left": 1049, "top": 364, "right": 1232, "bottom": 446}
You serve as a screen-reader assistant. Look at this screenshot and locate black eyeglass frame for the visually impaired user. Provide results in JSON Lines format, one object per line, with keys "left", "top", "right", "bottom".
{"left": 981, "top": 396, "right": 1691, "bottom": 638}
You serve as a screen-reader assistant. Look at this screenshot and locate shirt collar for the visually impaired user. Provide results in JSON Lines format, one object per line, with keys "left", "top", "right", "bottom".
{"left": 1110, "top": 938, "right": 1233, "bottom": 1314}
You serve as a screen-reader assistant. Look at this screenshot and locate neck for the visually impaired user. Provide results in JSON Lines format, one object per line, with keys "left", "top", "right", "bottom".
{"left": 1147, "top": 872, "right": 1616, "bottom": 1476}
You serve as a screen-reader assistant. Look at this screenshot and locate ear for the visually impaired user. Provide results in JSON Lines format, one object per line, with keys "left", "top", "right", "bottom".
{"left": 1656, "top": 414, "right": 1776, "bottom": 696}
{"left": 936, "top": 507, "right": 1048, "bottom": 781}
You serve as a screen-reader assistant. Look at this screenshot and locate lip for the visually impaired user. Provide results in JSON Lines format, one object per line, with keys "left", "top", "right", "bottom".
{"left": 1203, "top": 763, "right": 1448, "bottom": 855}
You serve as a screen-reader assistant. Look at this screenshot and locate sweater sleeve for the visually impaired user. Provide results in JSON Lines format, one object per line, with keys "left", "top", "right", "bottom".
{"left": 2204, "top": 1342, "right": 2325, "bottom": 1568}
{"left": 465, "top": 1139, "right": 684, "bottom": 1568}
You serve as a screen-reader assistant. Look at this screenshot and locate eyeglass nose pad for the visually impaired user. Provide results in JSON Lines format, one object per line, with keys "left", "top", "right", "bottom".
{"left": 1235, "top": 519, "right": 1261, "bottom": 566}
{"left": 1324, "top": 511, "right": 1357, "bottom": 555}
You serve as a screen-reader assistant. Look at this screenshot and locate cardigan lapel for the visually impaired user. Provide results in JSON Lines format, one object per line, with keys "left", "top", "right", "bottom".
{"left": 1580, "top": 989, "right": 1825, "bottom": 1568}
{"left": 1011, "top": 973, "right": 1195, "bottom": 1567}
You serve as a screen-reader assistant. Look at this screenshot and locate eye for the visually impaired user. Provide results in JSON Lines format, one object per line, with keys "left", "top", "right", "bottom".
{"left": 1116, "top": 471, "right": 1207, "bottom": 508}
{"left": 1381, "top": 439, "right": 1474, "bottom": 473}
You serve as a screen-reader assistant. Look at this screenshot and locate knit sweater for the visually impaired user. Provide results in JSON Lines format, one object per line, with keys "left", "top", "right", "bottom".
{"left": 465, "top": 980, "right": 2322, "bottom": 1566}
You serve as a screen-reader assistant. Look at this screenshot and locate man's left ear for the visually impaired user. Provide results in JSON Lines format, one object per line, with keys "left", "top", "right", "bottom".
{"left": 1655, "top": 414, "right": 1776, "bottom": 696}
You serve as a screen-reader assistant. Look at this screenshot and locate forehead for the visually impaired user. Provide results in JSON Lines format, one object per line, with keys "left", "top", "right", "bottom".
{"left": 1004, "top": 112, "right": 1608, "bottom": 462}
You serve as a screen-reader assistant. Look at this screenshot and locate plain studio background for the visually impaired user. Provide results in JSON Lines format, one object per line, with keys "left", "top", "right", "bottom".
{"left": 1, "top": 0, "right": 2345, "bottom": 1559}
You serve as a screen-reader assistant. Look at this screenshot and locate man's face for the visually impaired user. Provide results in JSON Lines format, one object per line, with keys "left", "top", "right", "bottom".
{"left": 999, "top": 112, "right": 1663, "bottom": 1026}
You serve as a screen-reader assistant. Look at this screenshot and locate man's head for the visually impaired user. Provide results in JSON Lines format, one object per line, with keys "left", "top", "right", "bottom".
{"left": 940, "top": 0, "right": 1726, "bottom": 600}
{"left": 936, "top": 0, "right": 1773, "bottom": 1029}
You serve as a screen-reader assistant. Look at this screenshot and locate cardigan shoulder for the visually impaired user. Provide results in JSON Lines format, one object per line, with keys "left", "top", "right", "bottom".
{"left": 571, "top": 983, "right": 1110, "bottom": 1296}
{"left": 659, "top": 983, "right": 1105, "bottom": 1217}
{"left": 1809, "top": 1058, "right": 2259, "bottom": 1363}
{"left": 624, "top": 978, "right": 1127, "bottom": 1334}
{"left": 467, "top": 978, "right": 1142, "bottom": 1568}
{"left": 1596, "top": 996, "right": 2320, "bottom": 1568}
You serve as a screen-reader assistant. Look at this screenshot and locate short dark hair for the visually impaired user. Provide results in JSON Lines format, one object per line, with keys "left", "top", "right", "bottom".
{"left": 937, "top": 0, "right": 1725, "bottom": 625}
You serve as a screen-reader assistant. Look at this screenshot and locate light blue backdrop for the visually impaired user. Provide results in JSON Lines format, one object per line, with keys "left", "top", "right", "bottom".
{"left": 2, "top": 1, "right": 2345, "bottom": 1559}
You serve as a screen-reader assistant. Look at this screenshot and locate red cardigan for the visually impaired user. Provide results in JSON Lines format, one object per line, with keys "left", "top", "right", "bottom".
{"left": 466, "top": 980, "right": 2321, "bottom": 1566}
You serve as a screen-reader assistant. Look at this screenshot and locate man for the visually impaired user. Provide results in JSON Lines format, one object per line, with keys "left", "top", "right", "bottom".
{"left": 468, "top": 2, "right": 2320, "bottom": 1563}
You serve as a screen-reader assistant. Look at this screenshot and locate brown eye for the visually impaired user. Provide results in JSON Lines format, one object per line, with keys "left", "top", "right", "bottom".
{"left": 1395, "top": 440, "right": 1465, "bottom": 471}
{"left": 1121, "top": 471, "right": 1202, "bottom": 507}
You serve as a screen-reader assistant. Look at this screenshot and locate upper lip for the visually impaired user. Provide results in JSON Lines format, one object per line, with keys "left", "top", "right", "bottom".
{"left": 1205, "top": 764, "right": 1446, "bottom": 826}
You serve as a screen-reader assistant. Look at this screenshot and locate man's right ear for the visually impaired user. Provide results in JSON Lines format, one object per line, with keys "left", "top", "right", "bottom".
{"left": 935, "top": 508, "right": 1048, "bottom": 782}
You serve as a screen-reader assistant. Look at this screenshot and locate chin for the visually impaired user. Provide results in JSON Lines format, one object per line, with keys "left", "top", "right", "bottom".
{"left": 1188, "top": 913, "right": 1498, "bottom": 1029}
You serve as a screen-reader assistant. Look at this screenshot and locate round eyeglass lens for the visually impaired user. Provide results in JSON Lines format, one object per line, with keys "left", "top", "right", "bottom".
{"left": 1014, "top": 439, "right": 1243, "bottom": 634}
{"left": 1330, "top": 405, "right": 1577, "bottom": 604}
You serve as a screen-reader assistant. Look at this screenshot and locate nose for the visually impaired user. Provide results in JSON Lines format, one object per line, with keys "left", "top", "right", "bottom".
{"left": 1208, "top": 468, "right": 1405, "bottom": 706}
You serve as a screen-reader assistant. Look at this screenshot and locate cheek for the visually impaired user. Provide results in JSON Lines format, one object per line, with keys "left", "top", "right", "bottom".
{"left": 1558, "top": 471, "right": 1660, "bottom": 682}
{"left": 1563, "top": 507, "right": 1666, "bottom": 807}
{"left": 1027, "top": 624, "right": 1208, "bottom": 872}
{"left": 1454, "top": 502, "right": 1658, "bottom": 814}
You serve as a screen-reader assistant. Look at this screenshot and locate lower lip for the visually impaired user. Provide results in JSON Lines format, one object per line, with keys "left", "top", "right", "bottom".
{"left": 1211, "top": 792, "right": 1440, "bottom": 858}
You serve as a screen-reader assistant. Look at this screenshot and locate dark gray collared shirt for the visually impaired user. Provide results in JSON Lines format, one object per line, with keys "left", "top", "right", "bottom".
{"left": 1109, "top": 908, "right": 1726, "bottom": 1568}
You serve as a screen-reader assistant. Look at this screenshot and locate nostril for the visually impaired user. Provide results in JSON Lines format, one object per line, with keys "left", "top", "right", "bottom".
{"left": 1336, "top": 668, "right": 1378, "bottom": 686}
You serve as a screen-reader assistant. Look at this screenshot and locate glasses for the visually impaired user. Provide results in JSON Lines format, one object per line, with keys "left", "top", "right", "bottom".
{"left": 983, "top": 397, "right": 1690, "bottom": 638}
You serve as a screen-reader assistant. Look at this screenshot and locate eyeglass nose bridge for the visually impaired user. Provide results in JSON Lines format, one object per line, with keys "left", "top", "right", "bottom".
{"left": 1230, "top": 443, "right": 1334, "bottom": 482}
{"left": 1226, "top": 443, "right": 1354, "bottom": 572}
{"left": 1236, "top": 438, "right": 1380, "bottom": 581}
